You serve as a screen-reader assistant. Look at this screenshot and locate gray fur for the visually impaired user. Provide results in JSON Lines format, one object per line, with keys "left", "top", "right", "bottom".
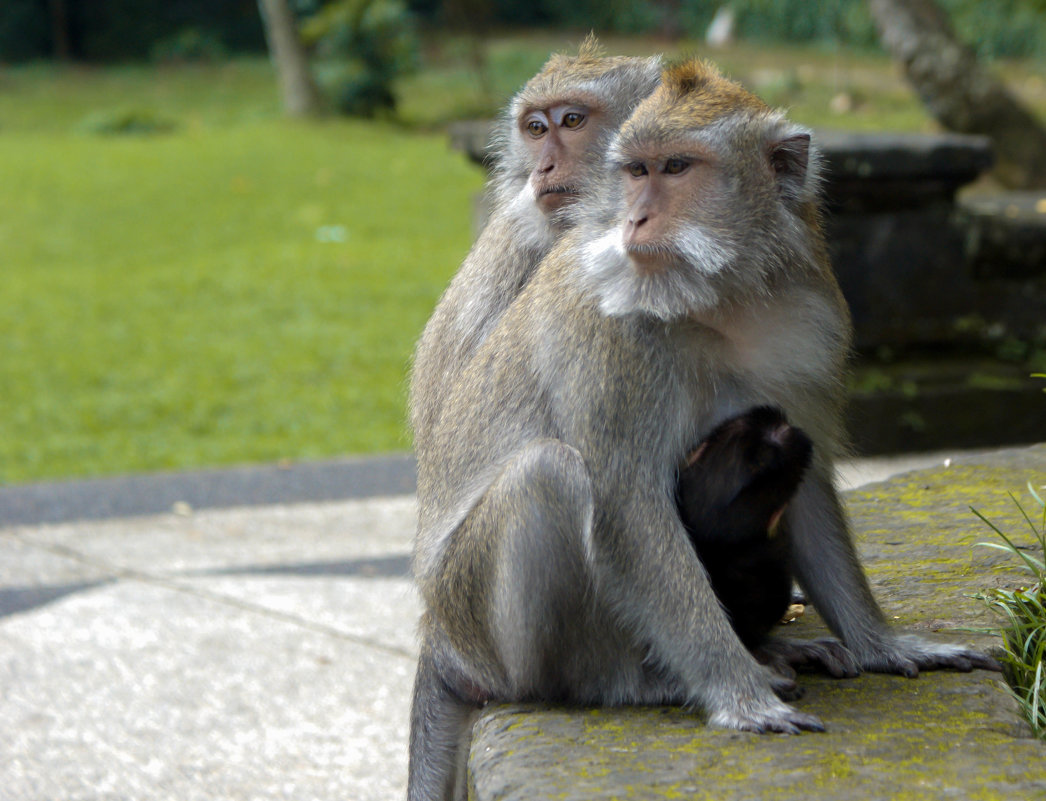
{"left": 408, "top": 51, "right": 662, "bottom": 454}
{"left": 407, "top": 61, "right": 997, "bottom": 801}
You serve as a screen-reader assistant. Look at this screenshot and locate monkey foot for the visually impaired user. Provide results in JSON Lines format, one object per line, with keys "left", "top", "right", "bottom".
{"left": 708, "top": 697, "right": 825, "bottom": 735}
{"left": 755, "top": 636, "right": 861, "bottom": 679}
{"left": 858, "top": 633, "right": 1002, "bottom": 677}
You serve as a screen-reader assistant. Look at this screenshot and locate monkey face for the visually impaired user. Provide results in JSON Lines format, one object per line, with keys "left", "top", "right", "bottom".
{"left": 577, "top": 64, "right": 821, "bottom": 323}
{"left": 519, "top": 102, "right": 607, "bottom": 214}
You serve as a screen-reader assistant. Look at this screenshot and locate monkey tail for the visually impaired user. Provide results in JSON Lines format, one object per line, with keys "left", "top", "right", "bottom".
{"left": 407, "top": 643, "right": 480, "bottom": 801}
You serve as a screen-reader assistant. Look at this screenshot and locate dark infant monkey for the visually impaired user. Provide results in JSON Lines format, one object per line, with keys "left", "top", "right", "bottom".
{"left": 676, "top": 406, "right": 812, "bottom": 651}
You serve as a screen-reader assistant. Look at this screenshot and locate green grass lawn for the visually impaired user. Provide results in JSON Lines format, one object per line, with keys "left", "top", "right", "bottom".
{"left": 1, "top": 37, "right": 1042, "bottom": 484}
{"left": 0, "top": 62, "right": 483, "bottom": 483}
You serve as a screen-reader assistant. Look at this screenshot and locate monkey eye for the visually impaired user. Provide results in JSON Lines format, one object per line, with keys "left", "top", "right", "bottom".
{"left": 663, "top": 158, "right": 691, "bottom": 175}
{"left": 626, "top": 162, "right": 648, "bottom": 178}
{"left": 562, "top": 111, "right": 585, "bottom": 129}
{"left": 526, "top": 119, "right": 548, "bottom": 137}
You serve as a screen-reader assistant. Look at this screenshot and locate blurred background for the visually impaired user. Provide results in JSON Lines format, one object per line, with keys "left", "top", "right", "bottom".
{"left": 2, "top": 0, "right": 1045, "bottom": 486}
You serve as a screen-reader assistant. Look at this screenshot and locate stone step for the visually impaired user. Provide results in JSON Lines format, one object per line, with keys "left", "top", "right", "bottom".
{"left": 467, "top": 445, "right": 1046, "bottom": 800}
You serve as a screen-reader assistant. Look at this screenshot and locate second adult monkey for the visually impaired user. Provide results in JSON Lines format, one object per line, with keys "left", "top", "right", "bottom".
{"left": 409, "top": 38, "right": 661, "bottom": 452}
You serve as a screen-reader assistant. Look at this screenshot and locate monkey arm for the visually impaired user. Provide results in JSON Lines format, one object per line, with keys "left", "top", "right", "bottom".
{"left": 787, "top": 467, "right": 1000, "bottom": 675}
{"left": 409, "top": 217, "right": 548, "bottom": 453}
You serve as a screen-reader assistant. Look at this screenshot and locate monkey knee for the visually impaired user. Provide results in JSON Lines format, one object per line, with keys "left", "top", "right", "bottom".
{"left": 493, "top": 440, "right": 595, "bottom": 552}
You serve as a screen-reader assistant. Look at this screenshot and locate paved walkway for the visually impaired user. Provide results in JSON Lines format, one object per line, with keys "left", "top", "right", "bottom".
{"left": 0, "top": 450, "right": 990, "bottom": 800}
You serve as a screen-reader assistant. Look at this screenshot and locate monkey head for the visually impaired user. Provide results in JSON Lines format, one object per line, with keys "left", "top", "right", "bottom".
{"left": 579, "top": 59, "right": 825, "bottom": 321}
{"left": 679, "top": 406, "right": 814, "bottom": 544}
{"left": 493, "top": 36, "right": 662, "bottom": 239}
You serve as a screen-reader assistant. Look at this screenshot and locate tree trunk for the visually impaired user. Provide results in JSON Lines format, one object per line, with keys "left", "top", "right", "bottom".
{"left": 868, "top": 0, "right": 1046, "bottom": 188}
{"left": 257, "top": 0, "right": 323, "bottom": 117}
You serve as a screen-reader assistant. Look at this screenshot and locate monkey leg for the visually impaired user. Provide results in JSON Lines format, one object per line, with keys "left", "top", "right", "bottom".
{"left": 409, "top": 440, "right": 605, "bottom": 801}
{"left": 471, "top": 439, "right": 599, "bottom": 697}
{"left": 431, "top": 439, "right": 669, "bottom": 702}
{"left": 788, "top": 472, "right": 1000, "bottom": 677}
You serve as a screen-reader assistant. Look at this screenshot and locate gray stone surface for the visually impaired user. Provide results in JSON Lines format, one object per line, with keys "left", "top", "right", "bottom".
{"left": 962, "top": 190, "right": 1046, "bottom": 280}
{"left": 468, "top": 445, "right": 1046, "bottom": 801}
{"left": 1, "top": 496, "right": 420, "bottom": 801}
{"left": 1, "top": 449, "right": 1039, "bottom": 801}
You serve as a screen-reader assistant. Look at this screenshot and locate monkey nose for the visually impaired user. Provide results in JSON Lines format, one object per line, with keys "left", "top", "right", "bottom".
{"left": 629, "top": 213, "right": 648, "bottom": 227}
{"left": 624, "top": 214, "right": 648, "bottom": 244}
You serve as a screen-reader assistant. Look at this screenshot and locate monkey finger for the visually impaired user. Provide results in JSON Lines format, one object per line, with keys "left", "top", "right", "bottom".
{"left": 806, "top": 638, "right": 861, "bottom": 678}
{"left": 931, "top": 654, "right": 973, "bottom": 672}
{"left": 970, "top": 651, "right": 1004, "bottom": 672}
{"left": 778, "top": 711, "right": 826, "bottom": 734}
{"left": 708, "top": 704, "right": 823, "bottom": 735}
{"left": 766, "top": 671, "right": 803, "bottom": 701}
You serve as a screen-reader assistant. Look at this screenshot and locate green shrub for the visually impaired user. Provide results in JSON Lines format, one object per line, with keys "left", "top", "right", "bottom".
{"left": 76, "top": 108, "right": 180, "bottom": 136}
{"left": 150, "top": 28, "right": 228, "bottom": 64}
{"left": 302, "top": 0, "right": 419, "bottom": 117}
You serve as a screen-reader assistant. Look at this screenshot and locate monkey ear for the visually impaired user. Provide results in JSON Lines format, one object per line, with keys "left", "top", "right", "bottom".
{"left": 769, "top": 133, "right": 811, "bottom": 205}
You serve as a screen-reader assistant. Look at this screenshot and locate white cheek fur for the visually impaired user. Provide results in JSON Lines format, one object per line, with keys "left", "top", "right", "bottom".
{"left": 503, "top": 182, "right": 554, "bottom": 252}
{"left": 574, "top": 224, "right": 731, "bottom": 321}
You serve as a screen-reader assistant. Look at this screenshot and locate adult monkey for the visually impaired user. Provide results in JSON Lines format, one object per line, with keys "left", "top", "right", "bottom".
{"left": 409, "top": 60, "right": 998, "bottom": 800}
{"left": 409, "top": 38, "right": 662, "bottom": 452}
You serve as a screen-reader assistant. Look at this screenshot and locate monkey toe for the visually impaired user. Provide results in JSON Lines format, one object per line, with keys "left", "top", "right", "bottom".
{"left": 973, "top": 651, "right": 1004, "bottom": 672}
{"left": 772, "top": 681, "right": 804, "bottom": 702}
{"left": 787, "top": 712, "right": 826, "bottom": 733}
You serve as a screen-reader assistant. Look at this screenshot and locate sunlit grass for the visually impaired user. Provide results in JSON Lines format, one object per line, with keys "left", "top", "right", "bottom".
{"left": 0, "top": 99, "right": 482, "bottom": 482}
{"left": 0, "top": 37, "right": 1042, "bottom": 483}
{"left": 973, "top": 483, "right": 1046, "bottom": 739}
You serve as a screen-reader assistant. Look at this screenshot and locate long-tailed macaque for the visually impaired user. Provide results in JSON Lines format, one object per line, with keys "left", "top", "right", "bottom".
{"left": 409, "top": 39, "right": 661, "bottom": 453}
{"left": 676, "top": 406, "right": 811, "bottom": 650}
{"left": 408, "top": 59, "right": 998, "bottom": 801}
{"left": 677, "top": 407, "right": 861, "bottom": 680}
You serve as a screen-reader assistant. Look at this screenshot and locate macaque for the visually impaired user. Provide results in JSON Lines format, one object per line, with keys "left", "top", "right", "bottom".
{"left": 409, "top": 38, "right": 661, "bottom": 454}
{"left": 408, "top": 58, "right": 998, "bottom": 801}
{"left": 676, "top": 406, "right": 811, "bottom": 650}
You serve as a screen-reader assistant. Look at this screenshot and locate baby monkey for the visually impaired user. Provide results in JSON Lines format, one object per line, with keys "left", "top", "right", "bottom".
{"left": 676, "top": 407, "right": 812, "bottom": 650}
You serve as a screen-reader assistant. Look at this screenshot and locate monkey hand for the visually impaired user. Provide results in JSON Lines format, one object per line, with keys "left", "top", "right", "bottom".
{"left": 754, "top": 636, "right": 861, "bottom": 680}
{"left": 705, "top": 670, "right": 825, "bottom": 734}
{"left": 855, "top": 633, "right": 1002, "bottom": 678}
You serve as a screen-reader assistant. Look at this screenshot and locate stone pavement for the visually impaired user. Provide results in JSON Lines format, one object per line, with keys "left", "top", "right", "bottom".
{"left": 0, "top": 449, "right": 1025, "bottom": 800}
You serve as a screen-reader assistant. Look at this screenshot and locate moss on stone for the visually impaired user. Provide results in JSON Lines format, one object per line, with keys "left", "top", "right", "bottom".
{"left": 468, "top": 446, "right": 1046, "bottom": 801}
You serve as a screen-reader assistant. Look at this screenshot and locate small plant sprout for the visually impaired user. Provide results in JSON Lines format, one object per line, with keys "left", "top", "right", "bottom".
{"left": 973, "top": 482, "right": 1046, "bottom": 739}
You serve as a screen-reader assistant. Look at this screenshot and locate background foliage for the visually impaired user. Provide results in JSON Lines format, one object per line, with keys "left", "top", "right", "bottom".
{"left": 1, "top": 6, "right": 1045, "bottom": 483}
{"left": 4, "top": 0, "right": 1046, "bottom": 63}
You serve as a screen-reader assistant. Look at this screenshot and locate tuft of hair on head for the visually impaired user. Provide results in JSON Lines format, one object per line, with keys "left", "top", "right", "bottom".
{"left": 661, "top": 57, "right": 768, "bottom": 114}
{"left": 662, "top": 58, "right": 719, "bottom": 95}
{"left": 539, "top": 33, "right": 606, "bottom": 76}
{"left": 576, "top": 31, "right": 606, "bottom": 61}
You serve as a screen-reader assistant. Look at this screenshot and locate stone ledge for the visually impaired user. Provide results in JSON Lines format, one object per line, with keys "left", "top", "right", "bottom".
{"left": 467, "top": 445, "right": 1046, "bottom": 800}
{"left": 961, "top": 191, "right": 1046, "bottom": 280}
